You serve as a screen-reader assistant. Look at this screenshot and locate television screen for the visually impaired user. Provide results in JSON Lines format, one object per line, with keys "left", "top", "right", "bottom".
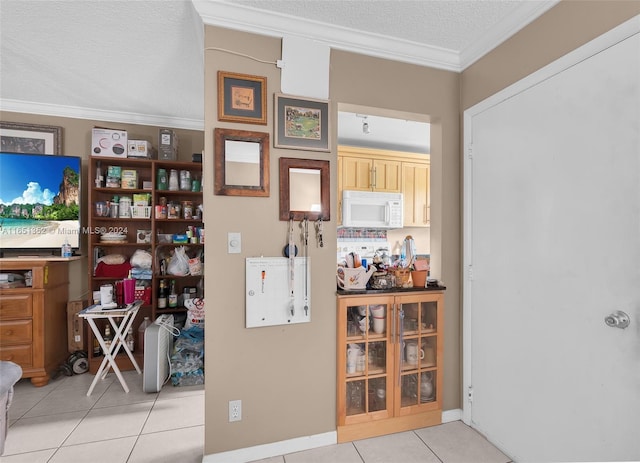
{"left": 0, "top": 152, "right": 81, "bottom": 255}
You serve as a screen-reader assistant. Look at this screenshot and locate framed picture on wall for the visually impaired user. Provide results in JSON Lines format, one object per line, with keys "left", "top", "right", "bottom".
{"left": 0, "top": 121, "right": 62, "bottom": 155}
{"left": 218, "top": 71, "right": 267, "bottom": 125}
{"left": 274, "top": 94, "right": 330, "bottom": 152}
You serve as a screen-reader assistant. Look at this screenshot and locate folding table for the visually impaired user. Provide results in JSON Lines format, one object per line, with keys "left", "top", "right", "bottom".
{"left": 79, "top": 300, "right": 143, "bottom": 396}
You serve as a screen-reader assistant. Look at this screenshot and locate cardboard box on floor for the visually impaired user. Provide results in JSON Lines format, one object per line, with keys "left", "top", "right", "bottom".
{"left": 67, "top": 300, "right": 88, "bottom": 353}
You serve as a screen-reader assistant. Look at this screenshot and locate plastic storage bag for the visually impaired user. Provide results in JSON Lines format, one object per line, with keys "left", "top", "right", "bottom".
{"left": 170, "top": 325, "right": 204, "bottom": 386}
{"left": 167, "top": 246, "right": 189, "bottom": 276}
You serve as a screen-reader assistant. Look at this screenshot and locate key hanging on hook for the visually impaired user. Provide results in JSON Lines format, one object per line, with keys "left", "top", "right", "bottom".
{"left": 315, "top": 218, "right": 324, "bottom": 248}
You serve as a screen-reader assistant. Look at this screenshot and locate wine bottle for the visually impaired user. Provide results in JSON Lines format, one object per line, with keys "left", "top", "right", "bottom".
{"left": 157, "top": 279, "right": 167, "bottom": 309}
{"left": 168, "top": 279, "right": 178, "bottom": 308}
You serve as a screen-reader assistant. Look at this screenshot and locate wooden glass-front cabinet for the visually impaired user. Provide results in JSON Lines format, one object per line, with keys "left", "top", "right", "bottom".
{"left": 337, "top": 290, "right": 444, "bottom": 442}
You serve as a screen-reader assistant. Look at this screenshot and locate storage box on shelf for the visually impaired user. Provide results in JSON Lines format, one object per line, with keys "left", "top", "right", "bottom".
{"left": 336, "top": 289, "right": 444, "bottom": 443}
{"left": 87, "top": 156, "right": 203, "bottom": 374}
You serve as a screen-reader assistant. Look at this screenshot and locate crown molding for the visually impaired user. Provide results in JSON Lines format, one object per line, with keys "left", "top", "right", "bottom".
{"left": 459, "top": 0, "right": 560, "bottom": 69}
{"left": 193, "top": 0, "right": 460, "bottom": 71}
{"left": 1, "top": 99, "right": 204, "bottom": 131}
{"left": 193, "top": 0, "right": 561, "bottom": 73}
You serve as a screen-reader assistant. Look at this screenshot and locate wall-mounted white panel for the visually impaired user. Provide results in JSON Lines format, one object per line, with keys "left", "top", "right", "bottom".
{"left": 281, "top": 35, "right": 330, "bottom": 100}
{"left": 246, "top": 257, "right": 310, "bottom": 328}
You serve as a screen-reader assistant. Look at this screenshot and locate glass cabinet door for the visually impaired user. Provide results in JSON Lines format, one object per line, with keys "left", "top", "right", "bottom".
{"left": 397, "top": 296, "right": 439, "bottom": 413}
{"left": 342, "top": 298, "right": 393, "bottom": 418}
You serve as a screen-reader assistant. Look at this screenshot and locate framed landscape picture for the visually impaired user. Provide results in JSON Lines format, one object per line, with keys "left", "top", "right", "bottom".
{"left": 274, "top": 94, "right": 330, "bottom": 152}
{"left": 218, "top": 71, "right": 267, "bottom": 125}
{"left": 0, "top": 121, "right": 62, "bottom": 154}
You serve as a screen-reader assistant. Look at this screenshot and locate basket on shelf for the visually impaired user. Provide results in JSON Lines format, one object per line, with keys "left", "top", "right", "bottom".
{"left": 391, "top": 268, "right": 411, "bottom": 287}
{"left": 131, "top": 206, "right": 152, "bottom": 219}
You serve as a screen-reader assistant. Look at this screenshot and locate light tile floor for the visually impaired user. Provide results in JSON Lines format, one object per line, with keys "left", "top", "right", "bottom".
{"left": 2, "top": 371, "right": 511, "bottom": 463}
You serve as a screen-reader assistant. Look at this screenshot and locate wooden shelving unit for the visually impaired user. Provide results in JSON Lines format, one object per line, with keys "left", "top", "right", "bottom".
{"left": 87, "top": 156, "right": 203, "bottom": 374}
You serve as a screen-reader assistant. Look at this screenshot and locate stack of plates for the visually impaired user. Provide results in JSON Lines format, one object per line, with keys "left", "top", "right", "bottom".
{"left": 100, "top": 232, "right": 127, "bottom": 243}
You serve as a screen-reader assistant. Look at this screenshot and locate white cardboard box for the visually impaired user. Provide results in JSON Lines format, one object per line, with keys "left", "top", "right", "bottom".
{"left": 91, "top": 128, "right": 128, "bottom": 158}
{"left": 128, "top": 140, "right": 156, "bottom": 159}
{"left": 137, "top": 229, "right": 152, "bottom": 243}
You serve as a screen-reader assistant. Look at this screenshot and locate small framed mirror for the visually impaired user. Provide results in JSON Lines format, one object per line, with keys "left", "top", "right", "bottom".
{"left": 279, "top": 157, "right": 330, "bottom": 221}
{"left": 214, "top": 128, "right": 269, "bottom": 196}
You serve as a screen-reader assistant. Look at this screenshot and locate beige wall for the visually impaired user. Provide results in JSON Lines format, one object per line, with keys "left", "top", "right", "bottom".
{"left": 203, "top": 26, "right": 461, "bottom": 455}
{"left": 0, "top": 110, "right": 203, "bottom": 302}
{"left": 329, "top": 51, "right": 461, "bottom": 410}
{"left": 462, "top": 0, "right": 640, "bottom": 110}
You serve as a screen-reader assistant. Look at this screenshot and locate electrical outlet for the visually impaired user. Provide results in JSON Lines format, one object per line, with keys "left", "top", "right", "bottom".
{"left": 229, "top": 399, "right": 242, "bottom": 422}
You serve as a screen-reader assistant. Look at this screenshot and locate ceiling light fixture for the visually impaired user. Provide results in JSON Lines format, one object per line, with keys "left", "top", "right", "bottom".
{"left": 357, "top": 114, "right": 371, "bottom": 134}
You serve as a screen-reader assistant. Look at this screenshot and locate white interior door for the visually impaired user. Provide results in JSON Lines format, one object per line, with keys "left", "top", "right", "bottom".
{"left": 463, "top": 17, "right": 640, "bottom": 463}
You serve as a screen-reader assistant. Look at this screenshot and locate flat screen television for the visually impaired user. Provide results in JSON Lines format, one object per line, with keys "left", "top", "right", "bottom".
{"left": 0, "top": 152, "right": 81, "bottom": 256}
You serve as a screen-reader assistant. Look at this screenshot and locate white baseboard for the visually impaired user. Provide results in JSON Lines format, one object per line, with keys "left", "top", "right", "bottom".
{"left": 202, "top": 431, "right": 337, "bottom": 463}
{"left": 442, "top": 408, "right": 463, "bottom": 423}
{"left": 202, "top": 408, "right": 464, "bottom": 463}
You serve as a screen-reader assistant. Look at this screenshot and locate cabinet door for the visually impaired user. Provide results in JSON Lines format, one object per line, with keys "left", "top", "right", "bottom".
{"left": 337, "top": 296, "right": 395, "bottom": 426}
{"left": 402, "top": 162, "right": 430, "bottom": 227}
{"left": 341, "top": 156, "right": 373, "bottom": 191}
{"left": 372, "top": 159, "right": 401, "bottom": 193}
{"left": 394, "top": 293, "right": 442, "bottom": 416}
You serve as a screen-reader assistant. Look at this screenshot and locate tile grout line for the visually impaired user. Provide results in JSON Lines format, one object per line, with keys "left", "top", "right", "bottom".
{"left": 125, "top": 390, "right": 161, "bottom": 463}
{"left": 413, "top": 430, "right": 445, "bottom": 463}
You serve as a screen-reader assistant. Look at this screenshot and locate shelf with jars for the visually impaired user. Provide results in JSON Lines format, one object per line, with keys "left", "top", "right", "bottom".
{"left": 87, "top": 156, "right": 204, "bottom": 374}
{"left": 336, "top": 289, "right": 444, "bottom": 443}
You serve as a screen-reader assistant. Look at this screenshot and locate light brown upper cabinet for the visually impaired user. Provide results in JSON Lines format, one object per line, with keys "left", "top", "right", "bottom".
{"left": 402, "top": 162, "right": 430, "bottom": 227}
{"left": 338, "top": 146, "right": 429, "bottom": 227}
{"left": 340, "top": 150, "right": 401, "bottom": 193}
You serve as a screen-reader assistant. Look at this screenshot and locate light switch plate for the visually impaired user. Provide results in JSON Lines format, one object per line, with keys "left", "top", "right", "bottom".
{"left": 228, "top": 232, "right": 241, "bottom": 254}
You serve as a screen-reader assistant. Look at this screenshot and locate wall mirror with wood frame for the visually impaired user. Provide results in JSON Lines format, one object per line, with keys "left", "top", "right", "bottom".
{"left": 214, "top": 128, "right": 269, "bottom": 197}
{"left": 279, "top": 157, "right": 330, "bottom": 221}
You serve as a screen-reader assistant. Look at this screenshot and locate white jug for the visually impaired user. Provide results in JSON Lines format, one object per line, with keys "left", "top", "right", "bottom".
{"left": 337, "top": 266, "right": 375, "bottom": 290}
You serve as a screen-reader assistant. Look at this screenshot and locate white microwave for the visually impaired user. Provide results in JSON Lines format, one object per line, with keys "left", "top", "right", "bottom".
{"left": 342, "top": 190, "right": 403, "bottom": 229}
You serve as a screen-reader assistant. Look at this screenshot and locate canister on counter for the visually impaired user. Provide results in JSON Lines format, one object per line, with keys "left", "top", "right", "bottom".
{"left": 182, "top": 201, "right": 193, "bottom": 219}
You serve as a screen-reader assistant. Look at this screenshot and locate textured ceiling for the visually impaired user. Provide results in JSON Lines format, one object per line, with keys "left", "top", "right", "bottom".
{"left": 228, "top": 0, "right": 527, "bottom": 52}
{"left": 1, "top": 0, "right": 557, "bottom": 149}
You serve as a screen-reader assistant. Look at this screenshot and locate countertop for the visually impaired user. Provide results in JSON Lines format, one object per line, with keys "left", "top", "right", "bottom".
{"left": 337, "top": 285, "right": 446, "bottom": 296}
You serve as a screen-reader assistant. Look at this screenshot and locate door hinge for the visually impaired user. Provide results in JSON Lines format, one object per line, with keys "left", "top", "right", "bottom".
{"left": 467, "top": 386, "right": 473, "bottom": 403}
{"left": 467, "top": 144, "right": 474, "bottom": 159}
{"left": 467, "top": 265, "right": 474, "bottom": 281}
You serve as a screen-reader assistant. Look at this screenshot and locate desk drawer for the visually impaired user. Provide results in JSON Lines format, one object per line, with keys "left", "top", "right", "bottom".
{"left": 0, "top": 293, "right": 33, "bottom": 319}
{"left": 0, "top": 344, "right": 32, "bottom": 366}
{"left": 0, "top": 319, "right": 32, "bottom": 345}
